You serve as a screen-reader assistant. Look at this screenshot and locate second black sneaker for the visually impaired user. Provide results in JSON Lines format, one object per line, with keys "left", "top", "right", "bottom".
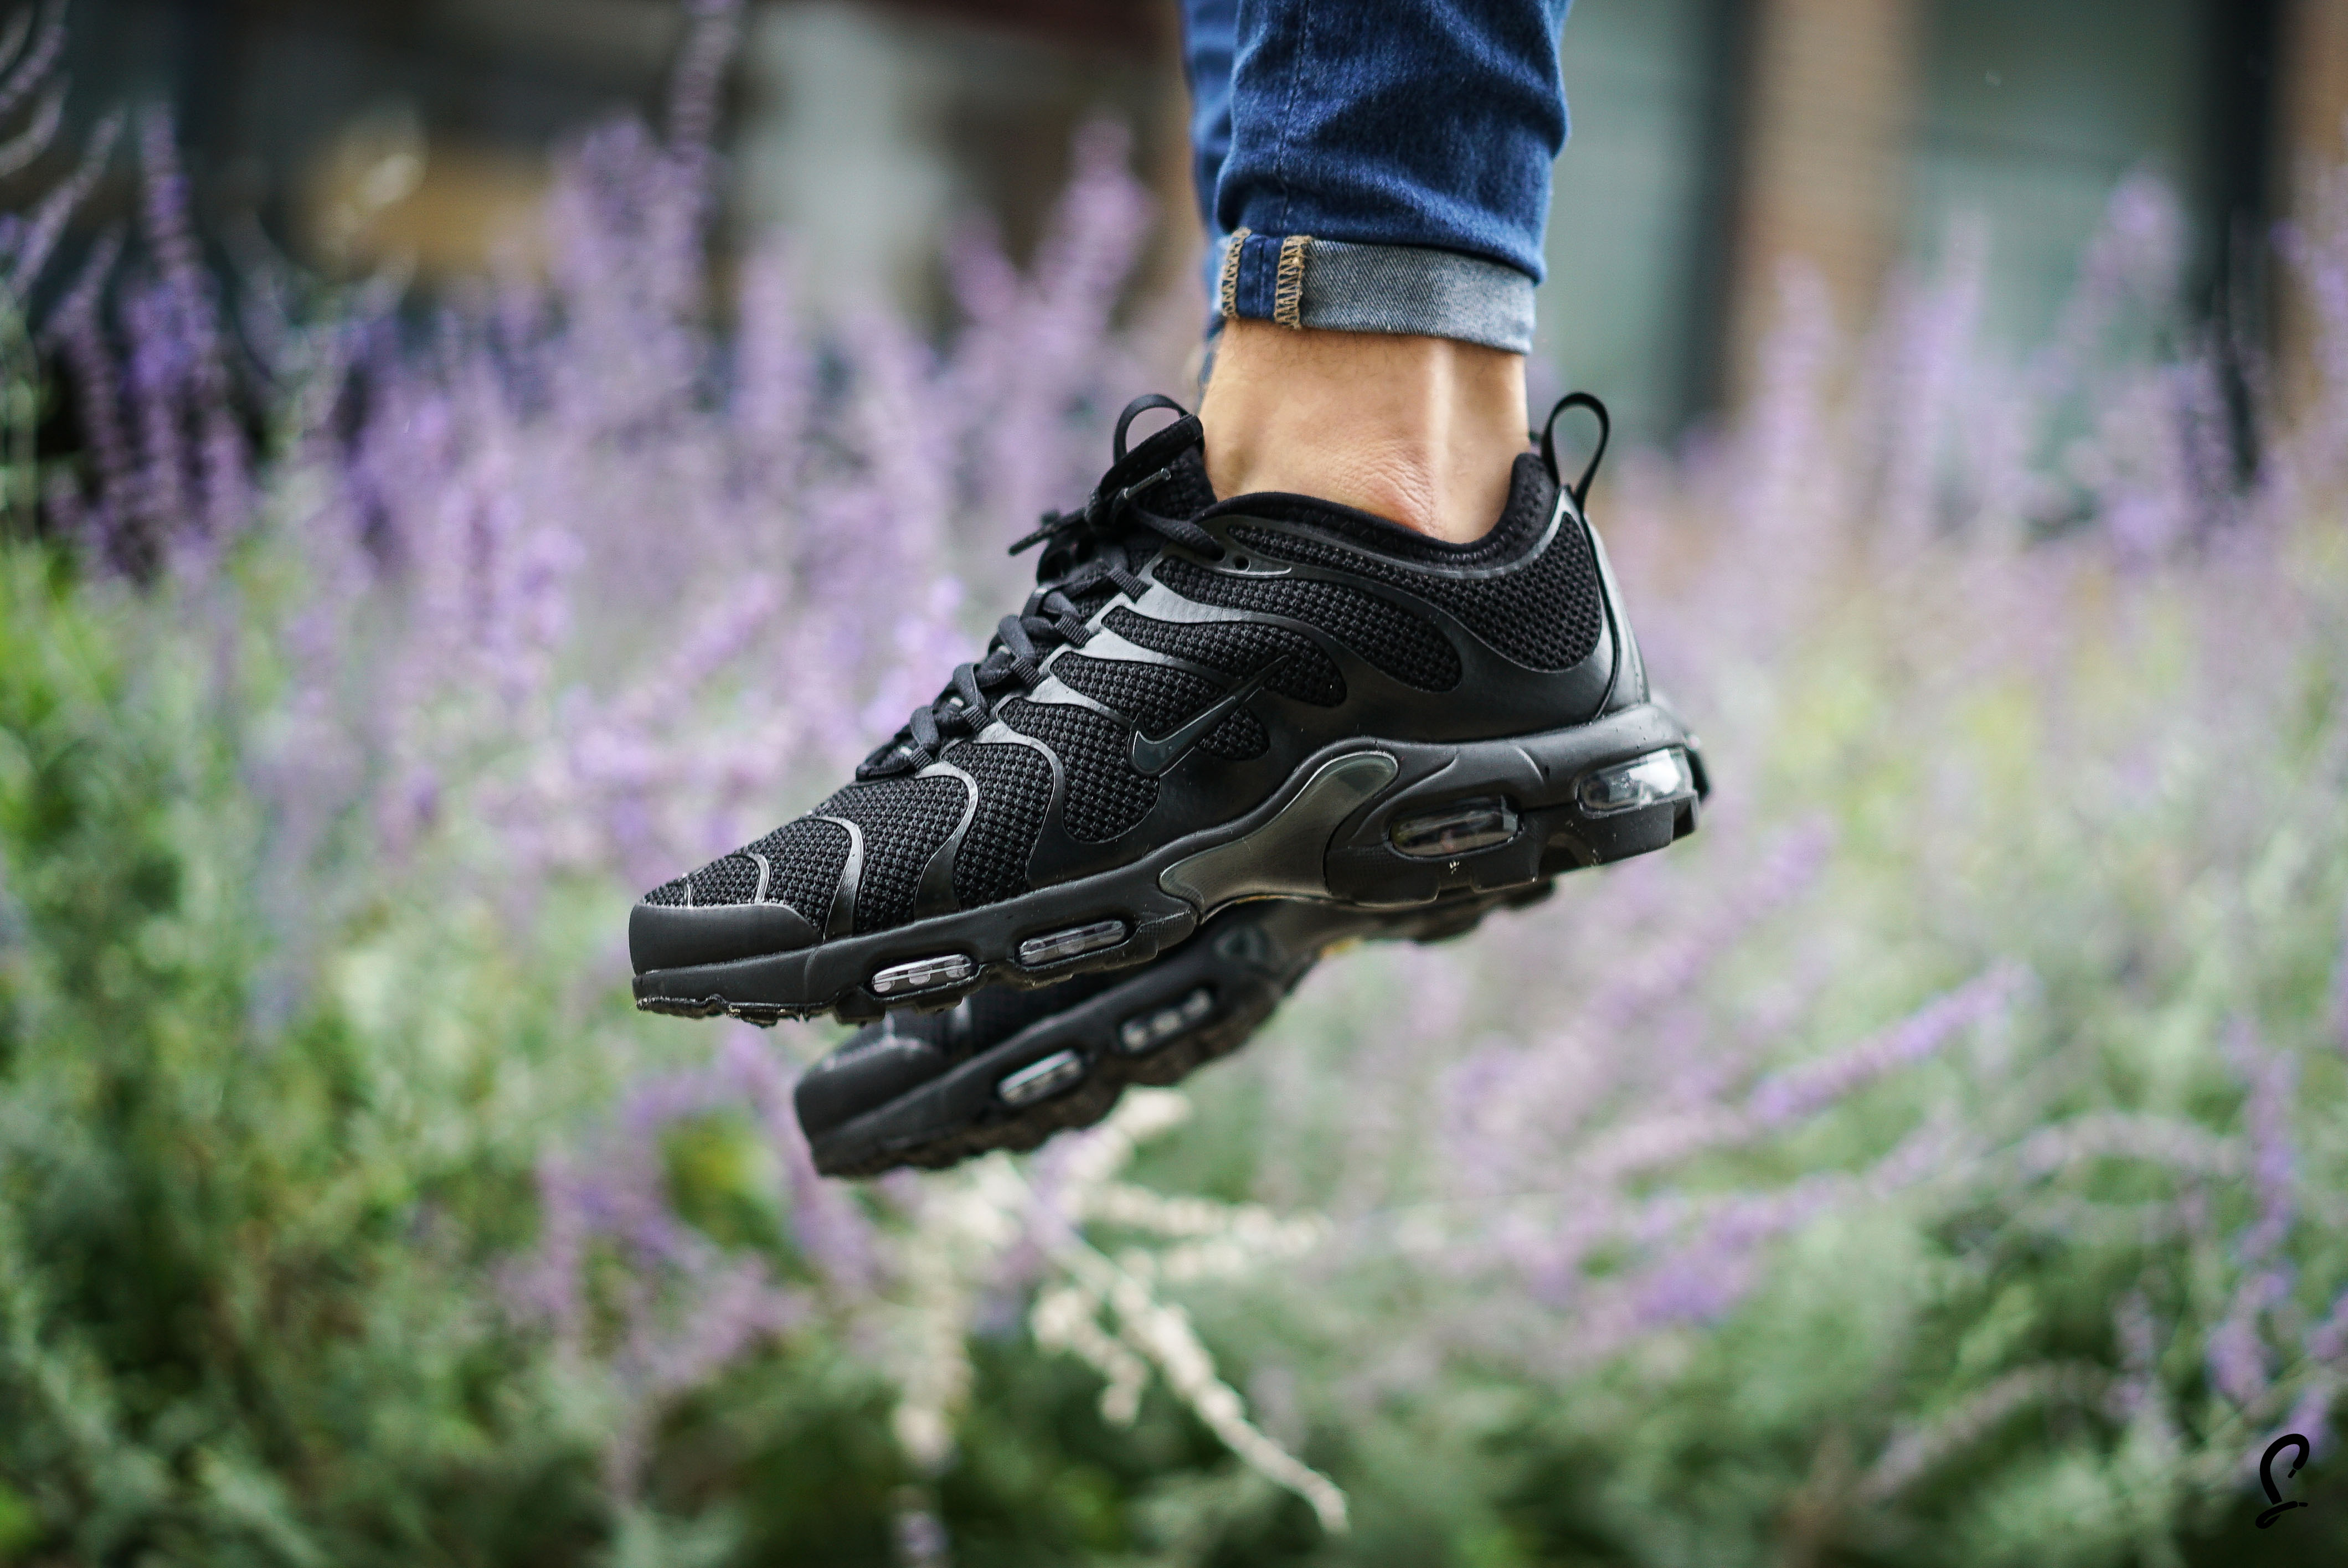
{"left": 794, "top": 884, "right": 1562, "bottom": 1177}
{"left": 633, "top": 393, "right": 1703, "bottom": 1024}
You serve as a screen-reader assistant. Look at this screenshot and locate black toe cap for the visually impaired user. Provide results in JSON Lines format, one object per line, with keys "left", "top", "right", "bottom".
{"left": 629, "top": 899, "right": 822, "bottom": 974}
{"left": 793, "top": 1031, "right": 951, "bottom": 1138}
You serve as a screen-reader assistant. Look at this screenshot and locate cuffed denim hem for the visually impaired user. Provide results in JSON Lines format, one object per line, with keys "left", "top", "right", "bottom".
{"left": 1213, "top": 229, "right": 1536, "bottom": 355}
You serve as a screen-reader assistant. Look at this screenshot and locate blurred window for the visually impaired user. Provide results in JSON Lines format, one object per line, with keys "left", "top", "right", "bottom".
{"left": 1538, "top": 0, "right": 1736, "bottom": 445}
{"left": 1903, "top": 0, "right": 2224, "bottom": 349}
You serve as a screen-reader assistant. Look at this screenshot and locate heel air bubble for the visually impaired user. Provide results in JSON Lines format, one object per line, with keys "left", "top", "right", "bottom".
{"left": 1388, "top": 798, "right": 1520, "bottom": 859}
{"left": 998, "top": 1048, "right": 1087, "bottom": 1106}
{"left": 1577, "top": 747, "right": 1696, "bottom": 816}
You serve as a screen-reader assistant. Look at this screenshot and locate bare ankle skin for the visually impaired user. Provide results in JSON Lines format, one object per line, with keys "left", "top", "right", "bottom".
{"left": 1196, "top": 318, "right": 1531, "bottom": 543}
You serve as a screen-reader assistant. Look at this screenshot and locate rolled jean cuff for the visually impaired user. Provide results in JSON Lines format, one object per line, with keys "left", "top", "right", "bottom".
{"left": 1214, "top": 229, "right": 1536, "bottom": 354}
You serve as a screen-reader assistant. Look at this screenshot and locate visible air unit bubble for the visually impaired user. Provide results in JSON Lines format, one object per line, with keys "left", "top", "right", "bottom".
{"left": 1016, "top": 919, "right": 1128, "bottom": 967}
{"left": 998, "top": 1048, "right": 1086, "bottom": 1106}
{"left": 1117, "top": 986, "right": 1214, "bottom": 1054}
{"left": 1389, "top": 798, "right": 1520, "bottom": 858}
{"left": 869, "top": 952, "right": 976, "bottom": 997}
{"left": 1577, "top": 747, "right": 1695, "bottom": 815}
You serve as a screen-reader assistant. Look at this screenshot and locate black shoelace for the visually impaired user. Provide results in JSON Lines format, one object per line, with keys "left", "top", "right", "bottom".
{"left": 857, "top": 398, "right": 1224, "bottom": 780}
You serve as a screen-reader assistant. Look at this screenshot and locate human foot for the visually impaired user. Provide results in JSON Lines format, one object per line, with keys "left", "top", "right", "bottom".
{"left": 1198, "top": 318, "right": 1530, "bottom": 543}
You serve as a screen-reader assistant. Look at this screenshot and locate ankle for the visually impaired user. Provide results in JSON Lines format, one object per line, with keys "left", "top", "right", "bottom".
{"left": 1196, "top": 319, "right": 1530, "bottom": 542}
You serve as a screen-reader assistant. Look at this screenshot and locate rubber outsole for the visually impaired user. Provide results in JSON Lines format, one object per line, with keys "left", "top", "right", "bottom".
{"left": 635, "top": 700, "right": 1703, "bottom": 1027}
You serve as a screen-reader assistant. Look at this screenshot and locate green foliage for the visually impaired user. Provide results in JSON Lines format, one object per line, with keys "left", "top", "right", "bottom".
{"left": 0, "top": 544, "right": 858, "bottom": 1561}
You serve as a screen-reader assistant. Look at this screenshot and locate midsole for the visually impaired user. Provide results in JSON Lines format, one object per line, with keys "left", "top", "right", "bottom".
{"left": 632, "top": 703, "right": 1697, "bottom": 1015}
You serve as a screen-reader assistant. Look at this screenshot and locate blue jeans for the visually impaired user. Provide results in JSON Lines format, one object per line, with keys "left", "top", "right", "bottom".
{"left": 1181, "top": 0, "right": 1575, "bottom": 354}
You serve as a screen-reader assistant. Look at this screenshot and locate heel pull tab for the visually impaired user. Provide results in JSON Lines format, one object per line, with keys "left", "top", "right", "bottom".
{"left": 1538, "top": 392, "right": 1611, "bottom": 509}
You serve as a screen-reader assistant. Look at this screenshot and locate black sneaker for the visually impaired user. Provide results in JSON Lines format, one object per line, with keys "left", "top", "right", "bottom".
{"left": 794, "top": 887, "right": 1552, "bottom": 1177}
{"left": 632, "top": 392, "right": 1703, "bottom": 1025}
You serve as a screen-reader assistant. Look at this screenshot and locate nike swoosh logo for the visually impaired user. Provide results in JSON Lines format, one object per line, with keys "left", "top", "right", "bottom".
{"left": 1129, "top": 657, "right": 1288, "bottom": 777}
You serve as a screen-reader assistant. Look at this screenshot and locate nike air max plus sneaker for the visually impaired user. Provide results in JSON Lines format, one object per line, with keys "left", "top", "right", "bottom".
{"left": 631, "top": 391, "right": 1703, "bottom": 1025}
{"left": 795, "top": 885, "right": 1561, "bottom": 1177}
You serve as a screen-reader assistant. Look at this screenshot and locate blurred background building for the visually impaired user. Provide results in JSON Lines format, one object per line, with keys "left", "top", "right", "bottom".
{"left": 53, "top": 0, "right": 2348, "bottom": 444}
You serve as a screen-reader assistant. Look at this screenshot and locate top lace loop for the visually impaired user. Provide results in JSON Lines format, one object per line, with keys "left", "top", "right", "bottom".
{"left": 857, "top": 404, "right": 1223, "bottom": 780}
{"left": 1006, "top": 461, "right": 1222, "bottom": 565}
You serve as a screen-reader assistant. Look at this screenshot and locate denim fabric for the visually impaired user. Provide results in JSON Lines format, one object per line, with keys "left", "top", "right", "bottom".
{"left": 1181, "top": 0, "right": 1239, "bottom": 240}
{"left": 1181, "top": 0, "right": 1572, "bottom": 352}
{"left": 1218, "top": 231, "right": 1539, "bottom": 353}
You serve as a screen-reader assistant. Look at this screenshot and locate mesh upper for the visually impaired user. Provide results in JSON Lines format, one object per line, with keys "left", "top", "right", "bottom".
{"left": 1200, "top": 706, "right": 1268, "bottom": 759}
{"left": 1052, "top": 653, "right": 1221, "bottom": 736}
{"left": 742, "top": 817, "right": 852, "bottom": 920}
{"left": 814, "top": 776, "right": 971, "bottom": 933}
{"left": 642, "top": 817, "right": 849, "bottom": 921}
{"left": 1213, "top": 455, "right": 1604, "bottom": 672}
{"left": 1226, "top": 520, "right": 1602, "bottom": 672}
{"left": 946, "top": 740, "right": 1053, "bottom": 909}
{"left": 1144, "top": 447, "right": 1218, "bottom": 519}
{"left": 1049, "top": 653, "right": 1271, "bottom": 768}
{"left": 688, "top": 855, "right": 761, "bottom": 907}
{"left": 1152, "top": 557, "right": 1461, "bottom": 692}
{"left": 1104, "top": 608, "right": 1346, "bottom": 706}
{"left": 999, "top": 697, "right": 1158, "bottom": 842}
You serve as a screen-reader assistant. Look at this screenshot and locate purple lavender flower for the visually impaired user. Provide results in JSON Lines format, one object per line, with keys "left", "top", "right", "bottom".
{"left": 43, "top": 229, "right": 131, "bottom": 562}
{"left": 0, "top": 2, "right": 65, "bottom": 127}
{"left": 2202, "top": 1018, "right": 2303, "bottom": 1410}
{"left": 138, "top": 112, "right": 247, "bottom": 541}
{"left": 0, "top": 63, "right": 106, "bottom": 300}
{"left": 1744, "top": 965, "right": 2023, "bottom": 1129}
